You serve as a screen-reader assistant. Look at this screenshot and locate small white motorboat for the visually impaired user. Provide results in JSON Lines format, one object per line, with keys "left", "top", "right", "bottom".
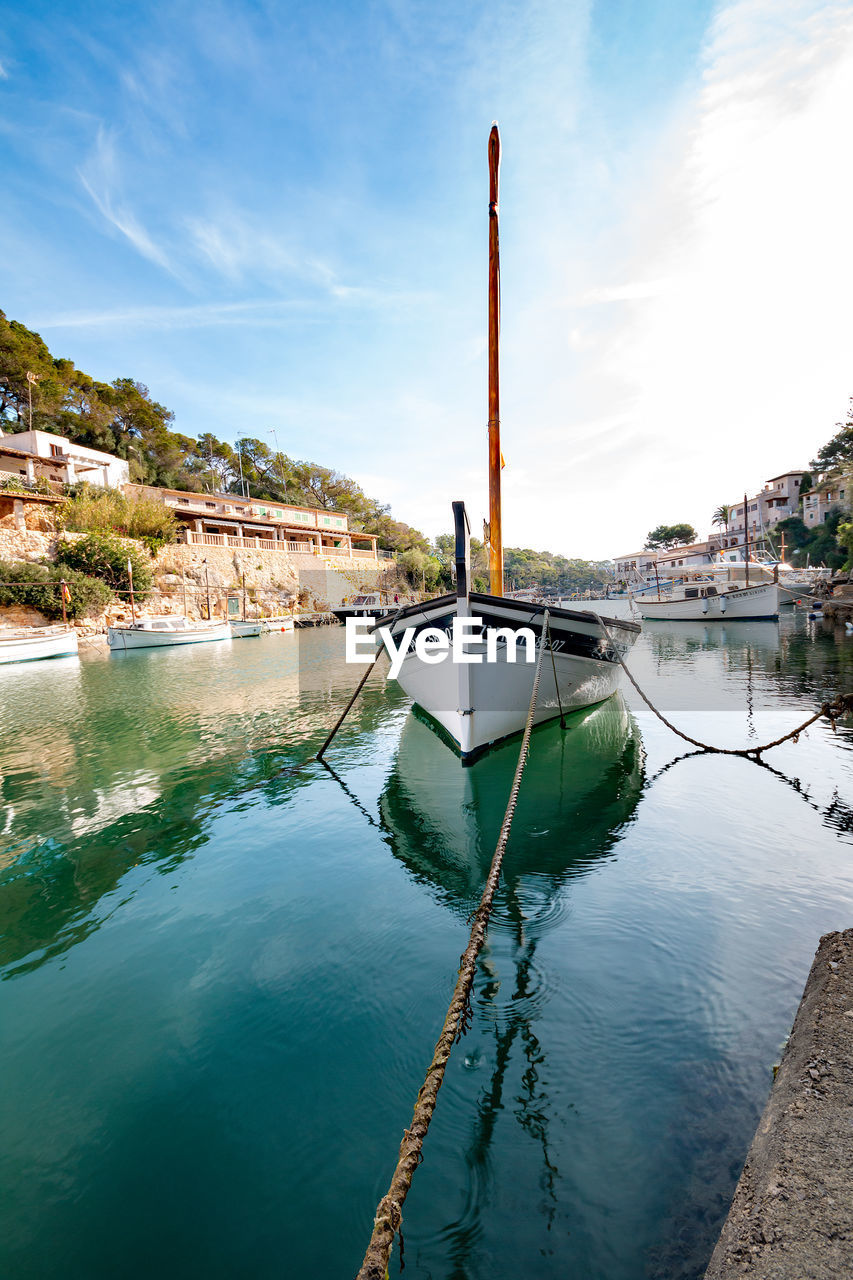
{"left": 261, "top": 616, "right": 295, "bottom": 633}
{"left": 230, "top": 620, "right": 265, "bottom": 638}
{"left": 108, "top": 616, "right": 232, "bottom": 650}
{"left": 0, "top": 624, "right": 79, "bottom": 665}
{"left": 331, "top": 593, "right": 392, "bottom": 623}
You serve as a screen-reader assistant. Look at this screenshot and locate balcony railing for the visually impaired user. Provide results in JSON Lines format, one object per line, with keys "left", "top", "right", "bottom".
{"left": 182, "top": 530, "right": 379, "bottom": 559}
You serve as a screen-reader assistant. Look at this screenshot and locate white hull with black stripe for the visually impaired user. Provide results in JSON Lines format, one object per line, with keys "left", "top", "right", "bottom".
{"left": 383, "top": 596, "right": 637, "bottom": 761}
{"left": 379, "top": 507, "right": 640, "bottom": 763}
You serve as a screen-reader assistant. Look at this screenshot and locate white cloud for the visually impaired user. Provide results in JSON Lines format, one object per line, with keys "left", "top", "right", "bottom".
{"left": 483, "top": 0, "right": 853, "bottom": 559}
{"left": 38, "top": 299, "right": 317, "bottom": 331}
{"left": 78, "top": 126, "right": 174, "bottom": 274}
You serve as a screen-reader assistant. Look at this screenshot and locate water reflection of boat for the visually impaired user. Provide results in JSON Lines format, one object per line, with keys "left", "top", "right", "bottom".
{"left": 379, "top": 694, "right": 644, "bottom": 915}
{"left": 371, "top": 696, "right": 644, "bottom": 1271}
{"left": 641, "top": 618, "right": 781, "bottom": 655}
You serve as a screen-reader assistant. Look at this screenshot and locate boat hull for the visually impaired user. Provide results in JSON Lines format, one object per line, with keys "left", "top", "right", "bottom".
{"left": 383, "top": 592, "right": 639, "bottom": 762}
{"left": 0, "top": 626, "right": 79, "bottom": 665}
{"left": 230, "top": 621, "right": 265, "bottom": 638}
{"left": 261, "top": 617, "right": 295, "bottom": 633}
{"left": 635, "top": 582, "right": 779, "bottom": 621}
{"left": 108, "top": 622, "right": 232, "bottom": 650}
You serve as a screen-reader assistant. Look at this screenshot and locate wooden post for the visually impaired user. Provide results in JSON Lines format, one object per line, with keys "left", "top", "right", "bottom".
{"left": 127, "top": 558, "right": 136, "bottom": 622}
{"left": 60, "top": 578, "right": 68, "bottom": 625}
{"left": 487, "top": 123, "right": 504, "bottom": 597}
{"left": 181, "top": 568, "right": 188, "bottom": 616}
{"left": 242, "top": 572, "right": 247, "bottom": 621}
{"left": 205, "top": 563, "right": 212, "bottom": 620}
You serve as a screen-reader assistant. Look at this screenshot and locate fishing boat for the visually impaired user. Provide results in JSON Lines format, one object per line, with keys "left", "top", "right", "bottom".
{"left": 0, "top": 624, "right": 79, "bottom": 665}
{"left": 261, "top": 616, "right": 295, "bottom": 633}
{"left": 634, "top": 580, "right": 779, "bottom": 621}
{"left": 379, "top": 126, "right": 640, "bottom": 763}
{"left": 330, "top": 593, "right": 392, "bottom": 623}
{"left": 230, "top": 620, "right": 265, "bottom": 638}
{"left": 108, "top": 616, "right": 232, "bottom": 650}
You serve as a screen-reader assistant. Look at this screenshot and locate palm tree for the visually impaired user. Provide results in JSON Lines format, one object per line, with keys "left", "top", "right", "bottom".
{"left": 712, "top": 504, "right": 731, "bottom": 548}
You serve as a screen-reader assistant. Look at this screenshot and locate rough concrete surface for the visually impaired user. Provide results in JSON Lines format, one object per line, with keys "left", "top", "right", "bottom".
{"left": 704, "top": 929, "right": 853, "bottom": 1278}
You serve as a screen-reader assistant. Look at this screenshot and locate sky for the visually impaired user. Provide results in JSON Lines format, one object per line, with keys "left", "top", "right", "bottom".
{"left": 1, "top": 0, "right": 852, "bottom": 558}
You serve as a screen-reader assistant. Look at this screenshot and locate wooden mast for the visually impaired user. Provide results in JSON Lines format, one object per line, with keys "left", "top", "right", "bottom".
{"left": 743, "top": 493, "right": 750, "bottom": 588}
{"left": 487, "top": 123, "right": 504, "bottom": 597}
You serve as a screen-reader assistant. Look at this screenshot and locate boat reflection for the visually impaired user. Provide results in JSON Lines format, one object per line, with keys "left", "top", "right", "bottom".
{"left": 380, "top": 694, "right": 645, "bottom": 918}
{"left": 641, "top": 618, "right": 780, "bottom": 661}
{"left": 372, "top": 696, "right": 645, "bottom": 1269}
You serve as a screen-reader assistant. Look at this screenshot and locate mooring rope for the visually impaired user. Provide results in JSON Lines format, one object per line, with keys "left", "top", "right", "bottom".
{"left": 315, "top": 607, "right": 405, "bottom": 761}
{"left": 593, "top": 612, "right": 853, "bottom": 758}
{"left": 355, "top": 611, "right": 552, "bottom": 1280}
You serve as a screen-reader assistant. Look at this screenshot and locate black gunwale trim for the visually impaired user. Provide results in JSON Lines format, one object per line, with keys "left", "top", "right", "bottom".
{"left": 376, "top": 591, "right": 640, "bottom": 635}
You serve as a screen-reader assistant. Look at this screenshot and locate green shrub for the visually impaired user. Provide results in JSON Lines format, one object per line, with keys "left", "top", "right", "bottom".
{"left": 58, "top": 484, "right": 178, "bottom": 552}
{"left": 0, "top": 560, "right": 112, "bottom": 620}
{"left": 56, "top": 532, "right": 153, "bottom": 598}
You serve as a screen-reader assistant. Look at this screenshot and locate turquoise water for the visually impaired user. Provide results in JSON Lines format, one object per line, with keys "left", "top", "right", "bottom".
{"left": 1, "top": 614, "right": 852, "bottom": 1278}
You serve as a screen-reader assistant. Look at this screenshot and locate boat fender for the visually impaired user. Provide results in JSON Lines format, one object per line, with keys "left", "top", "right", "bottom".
{"left": 720, "top": 596, "right": 727, "bottom": 613}
{"left": 702, "top": 598, "right": 709, "bottom": 614}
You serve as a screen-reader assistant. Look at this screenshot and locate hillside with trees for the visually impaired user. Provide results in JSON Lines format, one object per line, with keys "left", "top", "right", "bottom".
{"left": 0, "top": 307, "right": 427, "bottom": 550}
{"left": 1, "top": 308, "right": 613, "bottom": 587}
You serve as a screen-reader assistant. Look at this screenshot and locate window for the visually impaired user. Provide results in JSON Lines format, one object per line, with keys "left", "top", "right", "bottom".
{"left": 50, "top": 443, "right": 63, "bottom": 457}
{"left": 206, "top": 502, "right": 216, "bottom": 509}
{"left": 179, "top": 498, "right": 189, "bottom": 505}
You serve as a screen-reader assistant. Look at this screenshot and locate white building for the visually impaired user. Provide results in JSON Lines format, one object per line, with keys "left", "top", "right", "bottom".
{"left": 725, "top": 470, "right": 807, "bottom": 546}
{"left": 0, "top": 429, "right": 130, "bottom": 488}
{"left": 801, "top": 474, "right": 848, "bottom": 526}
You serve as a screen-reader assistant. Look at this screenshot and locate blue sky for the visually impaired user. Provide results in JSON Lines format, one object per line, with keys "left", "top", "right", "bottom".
{"left": 1, "top": 0, "right": 851, "bottom": 556}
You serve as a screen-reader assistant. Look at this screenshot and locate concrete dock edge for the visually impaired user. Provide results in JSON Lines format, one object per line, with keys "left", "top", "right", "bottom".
{"left": 704, "top": 928, "right": 853, "bottom": 1278}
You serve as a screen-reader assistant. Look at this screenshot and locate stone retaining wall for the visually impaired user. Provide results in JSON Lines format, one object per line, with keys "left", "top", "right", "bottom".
{"left": 0, "top": 526, "right": 398, "bottom": 630}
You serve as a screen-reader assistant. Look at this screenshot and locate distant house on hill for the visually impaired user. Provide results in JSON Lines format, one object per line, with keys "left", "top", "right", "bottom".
{"left": 801, "top": 474, "right": 848, "bottom": 526}
{"left": 0, "top": 429, "right": 129, "bottom": 489}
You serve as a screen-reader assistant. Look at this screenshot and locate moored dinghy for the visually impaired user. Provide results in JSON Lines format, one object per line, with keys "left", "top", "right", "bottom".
{"left": 0, "top": 624, "right": 79, "bottom": 665}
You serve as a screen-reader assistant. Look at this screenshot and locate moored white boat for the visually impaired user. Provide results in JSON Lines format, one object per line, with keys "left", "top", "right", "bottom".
{"left": 108, "top": 616, "right": 232, "bottom": 650}
{"left": 330, "top": 594, "right": 396, "bottom": 623}
{"left": 383, "top": 504, "right": 640, "bottom": 762}
{"left": 634, "top": 581, "right": 779, "bottom": 621}
{"left": 261, "top": 616, "right": 295, "bottom": 633}
{"left": 230, "top": 620, "right": 265, "bottom": 638}
{"left": 0, "top": 624, "right": 79, "bottom": 665}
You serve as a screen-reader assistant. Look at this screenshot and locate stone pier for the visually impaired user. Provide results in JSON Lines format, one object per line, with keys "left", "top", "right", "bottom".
{"left": 704, "top": 929, "right": 853, "bottom": 1278}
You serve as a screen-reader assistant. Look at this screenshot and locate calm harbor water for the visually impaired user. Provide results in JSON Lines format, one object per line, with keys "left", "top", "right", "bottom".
{"left": 1, "top": 611, "right": 852, "bottom": 1279}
